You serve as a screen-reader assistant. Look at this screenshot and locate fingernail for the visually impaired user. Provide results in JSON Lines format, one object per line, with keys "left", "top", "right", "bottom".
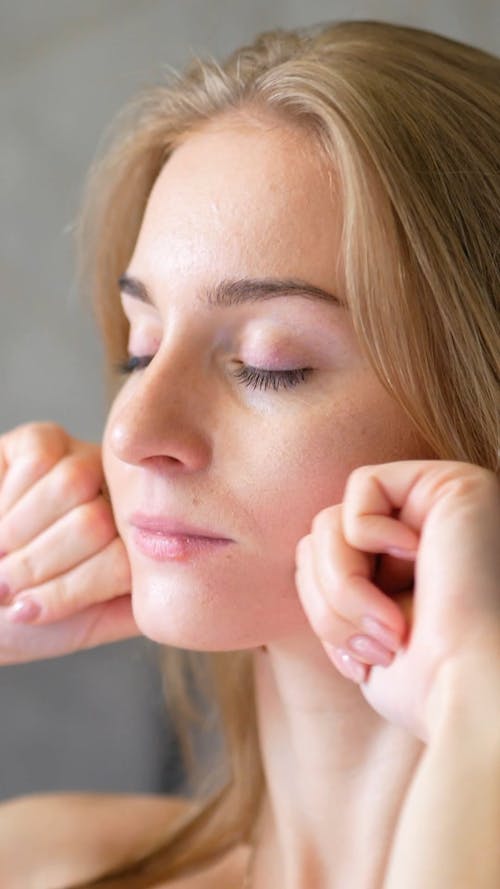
{"left": 0, "top": 580, "right": 11, "bottom": 604}
{"left": 361, "top": 616, "right": 402, "bottom": 652}
{"left": 347, "top": 634, "right": 393, "bottom": 666}
{"left": 7, "top": 597, "right": 41, "bottom": 623}
{"left": 386, "top": 546, "right": 416, "bottom": 560}
{"left": 336, "top": 648, "right": 367, "bottom": 683}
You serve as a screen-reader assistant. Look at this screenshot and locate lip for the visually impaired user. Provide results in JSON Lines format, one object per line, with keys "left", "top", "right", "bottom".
{"left": 128, "top": 512, "right": 233, "bottom": 562}
{"left": 129, "top": 512, "right": 231, "bottom": 540}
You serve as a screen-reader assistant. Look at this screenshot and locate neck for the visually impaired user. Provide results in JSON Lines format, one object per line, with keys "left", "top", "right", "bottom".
{"left": 251, "top": 631, "right": 424, "bottom": 889}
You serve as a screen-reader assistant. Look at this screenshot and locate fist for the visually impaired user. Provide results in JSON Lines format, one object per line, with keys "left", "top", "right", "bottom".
{"left": 0, "top": 422, "right": 139, "bottom": 664}
{"left": 295, "top": 460, "right": 500, "bottom": 741}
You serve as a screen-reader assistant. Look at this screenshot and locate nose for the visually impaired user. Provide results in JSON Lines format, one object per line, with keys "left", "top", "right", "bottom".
{"left": 106, "top": 347, "right": 213, "bottom": 473}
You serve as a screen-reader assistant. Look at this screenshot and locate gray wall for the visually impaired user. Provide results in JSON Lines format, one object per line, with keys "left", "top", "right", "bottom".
{"left": 1, "top": 0, "right": 498, "bottom": 801}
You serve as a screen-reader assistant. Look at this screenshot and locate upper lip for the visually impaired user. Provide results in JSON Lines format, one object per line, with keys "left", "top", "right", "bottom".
{"left": 129, "top": 512, "right": 231, "bottom": 540}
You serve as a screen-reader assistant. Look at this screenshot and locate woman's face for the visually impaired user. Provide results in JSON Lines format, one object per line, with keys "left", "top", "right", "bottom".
{"left": 102, "top": 115, "right": 429, "bottom": 650}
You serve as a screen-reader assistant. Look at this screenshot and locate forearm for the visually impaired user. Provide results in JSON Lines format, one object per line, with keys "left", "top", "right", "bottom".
{"left": 384, "top": 653, "right": 500, "bottom": 889}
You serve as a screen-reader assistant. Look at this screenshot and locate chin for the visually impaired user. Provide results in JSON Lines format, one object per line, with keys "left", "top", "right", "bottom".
{"left": 129, "top": 573, "right": 306, "bottom": 651}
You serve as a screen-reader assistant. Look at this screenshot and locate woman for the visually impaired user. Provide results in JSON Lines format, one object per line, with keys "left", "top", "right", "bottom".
{"left": 0, "top": 18, "right": 498, "bottom": 889}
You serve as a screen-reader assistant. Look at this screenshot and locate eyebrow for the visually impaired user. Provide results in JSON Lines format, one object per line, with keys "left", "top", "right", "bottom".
{"left": 117, "top": 274, "right": 346, "bottom": 310}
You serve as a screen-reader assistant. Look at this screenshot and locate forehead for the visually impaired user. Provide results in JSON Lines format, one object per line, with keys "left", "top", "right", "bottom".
{"left": 130, "top": 115, "right": 343, "bottom": 287}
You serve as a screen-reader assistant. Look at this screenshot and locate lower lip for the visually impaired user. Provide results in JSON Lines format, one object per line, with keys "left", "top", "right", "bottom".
{"left": 131, "top": 527, "right": 232, "bottom": 562}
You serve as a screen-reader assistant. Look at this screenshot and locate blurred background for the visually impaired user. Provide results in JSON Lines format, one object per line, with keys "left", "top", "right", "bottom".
{"left": 1, "top": 0, "right": 499, "bottom": 801}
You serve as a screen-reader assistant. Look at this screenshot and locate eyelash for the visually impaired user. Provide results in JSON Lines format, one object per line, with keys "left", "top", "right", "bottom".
{"left": 115, "top": 356, "right": 311, "bottom": 392}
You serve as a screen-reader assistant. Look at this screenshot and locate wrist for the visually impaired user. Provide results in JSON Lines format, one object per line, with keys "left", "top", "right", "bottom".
{"left": 427, "top": 640, "right": 500, "bottom": 752}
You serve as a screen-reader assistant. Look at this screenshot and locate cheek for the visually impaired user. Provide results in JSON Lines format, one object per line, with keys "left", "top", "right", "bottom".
{"left": 101, "top": 411, "right": 120, "bottom": 505}
{"left": 101, "top": 423, "right": 113, "bottom": 486}
{"left": 100, "top": 384, "right": 429, "bottom": 651}
{"left": 246, "top": 395, "right": 429, "bottom": 549}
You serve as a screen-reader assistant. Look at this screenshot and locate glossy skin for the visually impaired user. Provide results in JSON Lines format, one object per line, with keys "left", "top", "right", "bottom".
{"left": 102, "top": 114, "right": 432, "bottom": 652}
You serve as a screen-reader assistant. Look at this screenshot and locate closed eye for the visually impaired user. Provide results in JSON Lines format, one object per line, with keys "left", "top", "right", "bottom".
{"left": 115, "top": 355, "right": 312, "bottom": 392}
{"left": 233, "top": 364, "right": 311, "bottom": 391}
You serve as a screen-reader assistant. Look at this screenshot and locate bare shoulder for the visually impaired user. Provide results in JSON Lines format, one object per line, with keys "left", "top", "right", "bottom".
{"left": 0, "top": 790, "right": 191, "bottom": 889}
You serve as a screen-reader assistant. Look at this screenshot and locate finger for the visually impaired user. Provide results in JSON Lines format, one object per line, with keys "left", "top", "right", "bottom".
{"left": 321, "top": 641, "right": 368, "bottom": 684}
{"left": 0, "top": 450, "right": 104, "bottom": 554}
{"left": 296, "top": 535, "right": 399, "bottom": 677}
{"left": 70, "top": 594, "right": 140, "bottom": 652}
{"left": 343, "top": 460, "right": 500, "bottom": 624}
{"left": 326, "top": 587, "right": 416, "bottom": 685}
{"left": 0, "top": 423, "right": 69, "bottom": 517}
{"left": 0, "top": 594, "right": 140, "bottom": 666}
{"left": 341, "top": 460, "right": 449, "bottom": 556}
{"left": 0, "top": 496, "right": 117, "bottom": 599}
{"left": 3, "top": 536, "right": 131, "bottom": 625}
{"left": 295, "top": 534, "right": 359, "bottom": 645}
{"left": 310, "top": 505, "right": 407, "bottom": 641}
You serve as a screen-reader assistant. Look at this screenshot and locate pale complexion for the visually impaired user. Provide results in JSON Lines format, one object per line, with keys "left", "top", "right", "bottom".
{"left": 103, "top": 113, "right": 433, "bottom": 887}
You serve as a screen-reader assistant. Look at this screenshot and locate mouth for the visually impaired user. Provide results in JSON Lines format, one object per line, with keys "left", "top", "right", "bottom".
{"left": 129, "top": 513, "right": 233, "bottom": 562}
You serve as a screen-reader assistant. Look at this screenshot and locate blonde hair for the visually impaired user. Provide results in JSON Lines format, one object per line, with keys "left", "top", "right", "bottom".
{"left": 75, "top": 19, "right": 499, "bottom": 888}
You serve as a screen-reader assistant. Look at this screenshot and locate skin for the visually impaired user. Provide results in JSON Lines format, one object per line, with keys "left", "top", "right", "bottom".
{"left": 102, "top": 114, "right": 431, "bottom": 651}
{"left": 0, "top": 111, "right": 498, "bottom": 886}
{"left": 101, "top": 113, "right": 437, "bottom": 886}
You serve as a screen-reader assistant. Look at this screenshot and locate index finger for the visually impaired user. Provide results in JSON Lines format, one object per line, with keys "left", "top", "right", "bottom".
{"left": 0, "top": 423, "right": 69, "bottom": 517}
{"left": 342, "top": 460, "right": 433, "bottom": 556}
{"left": 342, "top": 459, "right": 494, "bottom": 556}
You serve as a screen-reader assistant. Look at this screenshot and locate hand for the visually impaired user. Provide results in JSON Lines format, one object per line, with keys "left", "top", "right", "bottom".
{"left": 0, "top": 422, "right": 140, "bottom": 664}
{"left": 295, "top": 460, "right": 500, "bottom": 742}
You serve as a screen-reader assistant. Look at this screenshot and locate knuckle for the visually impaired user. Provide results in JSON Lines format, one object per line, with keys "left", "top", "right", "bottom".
{"left": 56, "top": 457, "right": 98, "bottom": 503}
{"left": 41, "top": 575, "right": 69, "bottom": 612}
{"left": 456, "top": 465, "right": 493, "bottom": 493}
{"left": 24, "top": 453, "right": 58, "bottom": 479}
{"left": 20, "top": 421, "right": 69, "bottom": 453}
{"left": 3, "top": 422, "right": 70, "bottom": 478}
{"left": 311, "top": 504, "right": 339, "bottom": 534}
{"left": 345, "top": 464, "right": 371, "bottom": 490}
{"left": 432, "top": 463, "right": 493, "bottom": 502}
{"left": 15, "top": 547, "right": 39, "bottom": 585}
{"left": 32, "top": 420, "right": 67, "bottom": 438}
{"left": 309, "top": 596, "right": 336, "bottom": 640}
{"left": 73, "top": 440, "right": 102, "bottom": 463}
{"left": 69, "top": 442, "right": 103, "bottom": 477}
{"left": 76, "top": 499, "right": 116, "bottom": 544}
